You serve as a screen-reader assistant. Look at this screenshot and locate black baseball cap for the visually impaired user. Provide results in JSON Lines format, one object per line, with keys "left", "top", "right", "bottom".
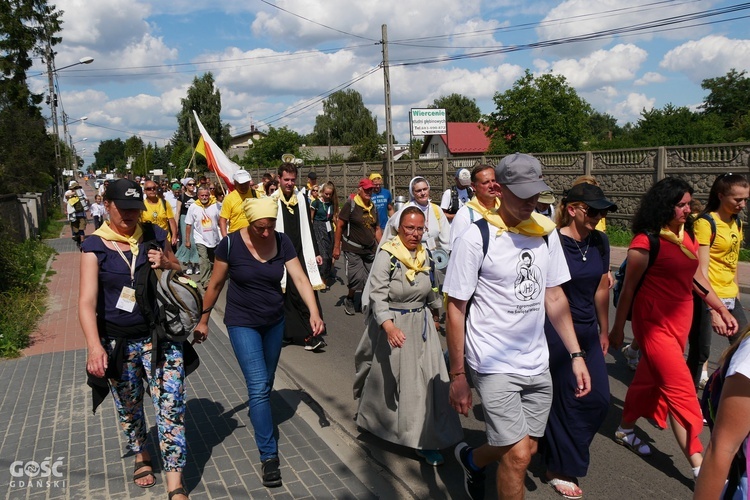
{"left": 105, "top": 179, "right": 146, "bottom": 210}
{"left": 564, "top": 183, "right": 618, "bottom": 211}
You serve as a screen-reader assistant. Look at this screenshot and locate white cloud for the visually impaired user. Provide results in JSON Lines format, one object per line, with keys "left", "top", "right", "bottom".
{"left": 660, "top": 35, "right": 750, "bottom": 82}
{"left": 542, "top": 44, "right": 647, "bottom": 90}
{"left": 536, "top": 0, "right": 709, "bottom": 57}
{"left": 611, "top": 93, "right": 655, "bottom": 123}
{"left": 634, "top": 71, "right": 666, "bottom": 86}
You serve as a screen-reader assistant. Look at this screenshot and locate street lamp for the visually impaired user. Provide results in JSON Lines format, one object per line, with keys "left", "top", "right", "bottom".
{"left": 46, "top": 54, "right": 94, "bottom": 195}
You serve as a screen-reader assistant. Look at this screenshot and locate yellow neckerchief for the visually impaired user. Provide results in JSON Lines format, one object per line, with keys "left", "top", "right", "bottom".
{"left": 659, "top": 225, "right": 697, "bottom": 259}
{"left": 484, "top": 200, "right": 556, "bottom": 237}
{"left": 353, "top": 194, "right": 374, "bottom": 216}
{"left": 93, "top": 221, "right": 144, "bottom": 256}
{"left": 194, "top": 197, "right": 216, "bottom": 209}
{"left": 274, "top": 189, "right": 298, "bottom": 214}
{"left": 381, "top": 237, "right": 429, "bottom": 283}
{"left": 466, "top": 196, "right": 501, "bottom": 219}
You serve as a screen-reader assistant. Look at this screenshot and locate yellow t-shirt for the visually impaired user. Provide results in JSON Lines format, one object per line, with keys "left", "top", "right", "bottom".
{"left": 140, "top": 198, "right": 174, "bottom": 234}
{"left": 255, "top": 185, "right": 267, "bottom": 198}
{"left": 219, "top": 189, "right": 257, "bottom": 233}
{"left": 693, "top": 213, "right": 742, "bottom": 299}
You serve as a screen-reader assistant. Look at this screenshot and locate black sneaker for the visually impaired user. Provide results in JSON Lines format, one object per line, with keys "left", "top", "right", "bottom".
{"left": 261, "top": 457, "right": 282, "bottom": 488}
{"left": 455, "top": 442, "right": 485, "bottom": 500}
{"left": 304, "top": 336, "right": 327, "bottom": 351}
{"left": 343, "top": 297, "right": 356, "bottom": 316}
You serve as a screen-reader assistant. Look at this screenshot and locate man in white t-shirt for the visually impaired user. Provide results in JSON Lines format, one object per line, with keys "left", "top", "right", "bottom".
{"left": 184, "top": 186, "right": 221, "bottom": 288}
{"left": 443, "top": 153, "right": 591, "bottom": 500}
{"left": 440, "top": 168, "right": 473, "bottom": 222}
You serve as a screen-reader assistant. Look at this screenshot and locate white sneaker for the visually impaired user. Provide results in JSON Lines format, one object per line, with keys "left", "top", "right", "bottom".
{"left": 185, "top": 266, "right": 193, "bottom": 275}
{"left": 621, "top": 344, "right": 640, "bottom": 371}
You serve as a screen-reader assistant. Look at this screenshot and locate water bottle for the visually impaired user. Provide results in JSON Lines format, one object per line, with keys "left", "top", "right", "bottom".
{"left": 394, "top": 195, "right": 407, "bottom": 212}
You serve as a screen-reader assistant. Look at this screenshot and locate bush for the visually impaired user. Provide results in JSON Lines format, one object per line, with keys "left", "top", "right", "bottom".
{"left": 0, "top": 238, "right": 55, "bottom": 357}
{"left": 0, "top": 238, "right": 55, "bottom": 293}
{"left": 0, "top": 288, "right": 46, "bottom": 357}
{"left": 606, "top": 226, "right": 633, "bottom": 247}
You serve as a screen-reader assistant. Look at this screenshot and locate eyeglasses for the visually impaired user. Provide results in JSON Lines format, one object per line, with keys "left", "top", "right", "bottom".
{"left": 577, "top": 206, "right": 608, "bottom": 218}
{"left": 402, "top": 226, "right": 425, "bottom": 235}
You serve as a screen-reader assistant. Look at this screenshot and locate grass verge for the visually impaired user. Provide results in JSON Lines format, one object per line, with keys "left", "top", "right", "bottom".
{"left": 0, "top": 238, "right": 56, "bottom": 358}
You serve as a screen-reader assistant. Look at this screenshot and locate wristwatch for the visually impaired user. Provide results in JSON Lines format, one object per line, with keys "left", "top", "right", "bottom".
{"left": 570, "top": 351, "right": 586, "bottom": 360}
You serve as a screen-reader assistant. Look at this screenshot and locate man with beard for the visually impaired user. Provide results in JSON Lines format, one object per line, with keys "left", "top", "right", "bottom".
{"left": 274, "top": 162, "right": 327, "bottom": 351}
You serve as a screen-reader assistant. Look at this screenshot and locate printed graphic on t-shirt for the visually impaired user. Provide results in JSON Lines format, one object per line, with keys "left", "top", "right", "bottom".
{"left": 727, "top": 232, "right": 740, "bottom": 267}
{"left": 514, "top": 248, "right": 542, "bottom": 301}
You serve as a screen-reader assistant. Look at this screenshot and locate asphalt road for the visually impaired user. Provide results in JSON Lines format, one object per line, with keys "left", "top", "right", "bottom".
{"left": 213, "top": 260, "right": 740, "bottom": 500}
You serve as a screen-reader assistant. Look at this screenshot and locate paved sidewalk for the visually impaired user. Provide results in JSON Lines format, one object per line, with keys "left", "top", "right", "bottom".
{"left": 0, "top": 184, "right": 382, "bottom": 499}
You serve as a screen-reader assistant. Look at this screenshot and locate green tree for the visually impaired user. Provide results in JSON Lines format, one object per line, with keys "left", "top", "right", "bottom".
{"left": 242, "top": 126, "right": 303, "bottom": 168}
{"left": 92, "top": 138, "right": 126, "bottom": 173}
{"left": 633, "top": 104, "right": 726, "bottom": 146}
{"left": 486, "top": 70, "right": 592, "bottom": 154}
{"left": 0, "top": 0, "right": 62, "bottom": 195}
{"left": 174, "top": 72, "right": 229, "bottom": 149}
{"left": 701, "top": 69, "right": 750, "bottom": 129}
{"left": 428, "top": 93, "right": 482, "bottom": 122}
{"left": 311, "top": 89, "right": 379, "bottom": 147}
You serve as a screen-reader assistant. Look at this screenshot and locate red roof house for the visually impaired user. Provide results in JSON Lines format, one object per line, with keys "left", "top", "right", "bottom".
{"left": 419, "top": 122, "right": 491, "bottom": 158}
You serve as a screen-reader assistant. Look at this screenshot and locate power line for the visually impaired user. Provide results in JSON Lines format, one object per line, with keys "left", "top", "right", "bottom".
{"left": 257, "top": 0, "right": 379, "bottom": 42}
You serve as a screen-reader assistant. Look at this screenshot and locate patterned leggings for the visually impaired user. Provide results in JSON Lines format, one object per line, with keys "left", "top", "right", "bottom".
{"left": 105, "top": 338, "right": 186, "bottom": 471}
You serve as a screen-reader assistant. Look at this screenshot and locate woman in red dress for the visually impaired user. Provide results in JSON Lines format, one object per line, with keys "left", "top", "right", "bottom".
{"left": 609, "top": 177, "right": 738, "bottom": 480}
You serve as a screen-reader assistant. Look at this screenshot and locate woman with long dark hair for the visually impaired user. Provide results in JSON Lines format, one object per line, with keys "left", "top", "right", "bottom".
{"left": 609, "top": 177, "right": 738, "bottom": 480}
{"left": 688, "top": 173, "right": 749, "bottom": 390}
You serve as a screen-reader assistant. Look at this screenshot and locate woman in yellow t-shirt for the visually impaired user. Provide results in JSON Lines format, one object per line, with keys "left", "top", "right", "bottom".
{"left": 687, "top": 173, "right": 749, "bottom": 390}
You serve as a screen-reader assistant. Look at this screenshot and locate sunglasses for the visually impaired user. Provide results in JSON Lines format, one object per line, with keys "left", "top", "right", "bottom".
{"left": 144, "top": 187, "right": 157, "bottom": 191}
{"left": 577, "top": 206, "right": 608, "bottom": 218}
{"left": 187, "top": 183, "right": 196, "bottom": 186}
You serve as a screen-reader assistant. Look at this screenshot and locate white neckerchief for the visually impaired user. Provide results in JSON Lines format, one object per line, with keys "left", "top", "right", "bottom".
{"left": 275, "top": 189, "right": 324, "bottom": 291}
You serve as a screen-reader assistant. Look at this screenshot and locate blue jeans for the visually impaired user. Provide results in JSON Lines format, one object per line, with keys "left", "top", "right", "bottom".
{"left": 227, "top": 319, "right": 285, "bottom": 461}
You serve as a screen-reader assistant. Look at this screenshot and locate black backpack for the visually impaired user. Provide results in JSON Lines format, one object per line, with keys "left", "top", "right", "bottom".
{"left": 612, "top": 233, "right": 660, "bottom": 320}
{"left": 446, "top": 185, "right": 474, "bottom": 214}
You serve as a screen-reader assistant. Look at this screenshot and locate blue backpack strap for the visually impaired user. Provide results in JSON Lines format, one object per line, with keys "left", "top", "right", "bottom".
{"left": 474, "top": 218, "right": 490, "bottom": 260}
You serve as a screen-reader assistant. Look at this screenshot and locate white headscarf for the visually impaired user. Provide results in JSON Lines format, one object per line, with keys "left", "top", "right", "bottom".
{"left": 181, "top": 177, "right": 194, "bottom": 187}
{"left": 408, "top": 176, "right": 430, "bottom": 205}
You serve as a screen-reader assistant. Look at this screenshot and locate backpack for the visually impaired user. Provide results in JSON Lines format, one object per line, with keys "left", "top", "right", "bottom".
{"left": 612, "top": 233, "right": 660, "bottom": 320}
{"left": 699, "top": 213, "right": 743, "bottom": 247}
{"left": 446, "top": 185, "right": 474, "bottom": 214}
{"left": 68, "top": 195, "right": 85, "bottom": 213}
{"left": 700, "top": 349, "right": 750, "bottom": 498}
{"left": 135, "top": 223, "right": 203, "bottom": 343}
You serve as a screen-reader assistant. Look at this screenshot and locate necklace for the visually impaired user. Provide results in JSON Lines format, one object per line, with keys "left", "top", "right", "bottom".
{"left": 573, "top": 234, "right": 590, "bottom": 261}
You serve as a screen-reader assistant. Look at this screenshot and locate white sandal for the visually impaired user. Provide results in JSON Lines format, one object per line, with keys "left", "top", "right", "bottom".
{"left": 548, "top": 478, "right": 583, "bottom": 499}
{"left": 614, "top": 429, "right": 652, "bottom": 456}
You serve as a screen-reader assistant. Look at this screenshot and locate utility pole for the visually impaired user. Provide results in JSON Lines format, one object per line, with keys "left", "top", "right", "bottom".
{"left": 45, "top": 39, "right": 62, "bottom": 196}
{"left": 381, "top": 24, "right": 395, "bottom": 191}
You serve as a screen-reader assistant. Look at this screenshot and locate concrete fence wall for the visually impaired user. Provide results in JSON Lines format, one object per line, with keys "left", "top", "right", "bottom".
{"left": 0, "top": 188, "right": 54, "bottom": 243}
{"left": 243, "top": 142, "right": 750, "bottom": 229}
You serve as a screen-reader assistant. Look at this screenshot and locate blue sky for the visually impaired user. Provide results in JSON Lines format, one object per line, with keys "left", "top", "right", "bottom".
{"left": 30, "top": 0, "right": 750, "bottom": 166}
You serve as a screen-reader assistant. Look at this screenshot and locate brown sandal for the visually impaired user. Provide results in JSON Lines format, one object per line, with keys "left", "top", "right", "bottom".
{"left": 168, "top": 486, "right": 189, "bottom": 499}
{"left": 133, "top": 459, "right": 156, "bottom": 488}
